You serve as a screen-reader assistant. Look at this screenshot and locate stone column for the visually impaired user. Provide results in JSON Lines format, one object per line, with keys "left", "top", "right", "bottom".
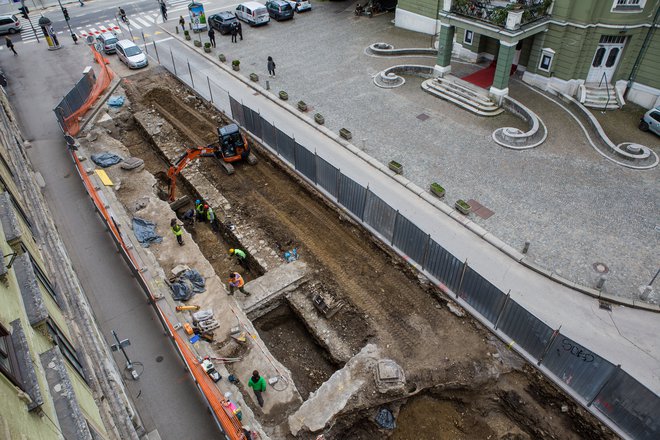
{"left": 489, "top": 40, "right": 517, "bottom": 102}
{"left": 435, "top": 24, "right": 455, "bottom": 77}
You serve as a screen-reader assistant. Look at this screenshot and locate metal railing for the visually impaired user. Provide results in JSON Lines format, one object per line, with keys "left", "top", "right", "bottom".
{"left": 598, "top": 71, "right": 612, "bottom": 111}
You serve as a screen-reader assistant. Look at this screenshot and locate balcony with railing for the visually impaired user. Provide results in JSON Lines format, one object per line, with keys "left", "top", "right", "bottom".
{"left": 449, "top": 0, "right": 553, "bottom": 30}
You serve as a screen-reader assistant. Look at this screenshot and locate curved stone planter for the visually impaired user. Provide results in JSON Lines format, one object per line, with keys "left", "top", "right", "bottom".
{"left": 367, "top": 42, "right": 438, "bottom": 57}
{"left": 491, "top": 96, "right": 548, "bottom": 150}
{"left": 373, "top": 65, "right": 435, "bottom": 89}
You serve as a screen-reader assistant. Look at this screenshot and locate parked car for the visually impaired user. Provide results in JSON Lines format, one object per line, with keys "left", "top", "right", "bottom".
{"left": 96, "top": 33, "right": 118, "bottom": 54}
{"left": 115, "top": 40, "right": 148, "bottom": 69}
{"left": 235, "top": 2, "right": 270, "bottom": 26}
{"left": 208, "top": 11, "right": 238, "bottom": 35}
{"left": 639, "top": 107, "right": 660, "bottom": 136}
{"left": 266, "top": 0, "right": 294, "bottom": 21}
{"left": 0, "top": 15, "right": 21, "bottom": 35}
{"left": 286, "top": 0, "right": 311, "bottom": 12}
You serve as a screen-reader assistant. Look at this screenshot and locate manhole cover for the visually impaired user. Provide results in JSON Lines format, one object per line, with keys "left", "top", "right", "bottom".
{"left": 156, "top": 356, "right": 164, "bottom": 363}
{"left": 593, "top": 262, "right": 609, "bottom": 274}
{"left": 416, "top": 113, "right": 430, "bottom": 121}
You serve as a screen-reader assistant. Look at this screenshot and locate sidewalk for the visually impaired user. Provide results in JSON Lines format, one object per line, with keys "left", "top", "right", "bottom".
{"left": 149, "top": 18, "right": 660, "bottom": 400}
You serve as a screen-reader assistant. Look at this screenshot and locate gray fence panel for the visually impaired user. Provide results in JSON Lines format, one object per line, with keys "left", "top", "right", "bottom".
{"left": 316, "top": 156, "right": 339, "bottom": 199}
{"left": 541, "top": 334, "right": 616, "bottom": 401}
{"left": 261, "top": 118, "right": 276, "bottom": 149}
{"left": 229, "top": 97, "right": 244, "bottom": 126}
{"left": 496, "top": 299, "right": 554, "bottom": 359}
{"left": 592, "top": 369, "right": 660, "bottom": 440}
{"left": 424, "top": 240, "right": 463, "bottom": 292}
{"left": 243, "top": 106, "right": 255, "bottom": 133}
{"left": 250, "top": 109, "right": 262, "bottom": 140}
{"left": 276, "top": 129, "right": 295, "bottom": 164}
{"left": 294, "top": 143, "right": 316, "bottom": 182}
{"left": 338, "top": 174, "right": 366, "bottom": 218}
{"left": 363, "top": 191, "right": 396, "bottom": 242}
{"left": 459, "top": 268, "right": 507, "bottom": 323}
{"left": 392, "top": 213, "right": 428, "bottom": 264}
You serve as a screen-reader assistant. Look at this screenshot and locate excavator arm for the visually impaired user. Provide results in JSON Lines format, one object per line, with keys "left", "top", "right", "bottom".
{"left": 167, "top": 146, "right": 218, "bottom": 202}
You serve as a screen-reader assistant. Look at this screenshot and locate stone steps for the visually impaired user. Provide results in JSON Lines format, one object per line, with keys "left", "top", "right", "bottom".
{"left": 581, "top": 84, "right": 621, "bottom": 110}
{"left": 422, "top": 78, "right": 503, "bottom": 116}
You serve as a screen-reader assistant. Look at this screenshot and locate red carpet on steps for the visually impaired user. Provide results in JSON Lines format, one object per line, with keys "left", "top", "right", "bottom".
{"left": 461, "top": 61, "right": 518, "bottom": 89}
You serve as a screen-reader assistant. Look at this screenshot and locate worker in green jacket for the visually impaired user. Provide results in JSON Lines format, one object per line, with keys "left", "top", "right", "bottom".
{"left": 170, "top": 219, "right": 184, "bottom": 246}
{"left": 247, "top": 370, "right": 266, "bottom": 407}
{"left": 205, "top": 204, "right": 218, "bottom": 232}
{"left": 195, "top": 199, "right": 205, "bottom": 222}
{"left": 229, "top": 248, "right": 247, "bottom": 268}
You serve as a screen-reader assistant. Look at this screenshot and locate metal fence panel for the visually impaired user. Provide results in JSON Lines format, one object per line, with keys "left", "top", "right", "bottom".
{"left": 276, "top": 129, "right": 295, "bottom": 164}
{"left": 338, "top": 174, "right": 366, "bottom": 218}
{"left": 208, "top": 79, "right": 230, "bottom": 114}
{"left": 316, "top": 156, "right": 339, "bottom": 199}
{"left": 230, "top": 97, "right": 244, "bottom": 126}
{"left": 392, "top": 213, "right": 428, "bottom": 264}
{"left": 496, "top": 299, "right": 554, "bottom": 359}
{"left": 459, "top": 267, "right": 507, "bottom": 323}
{"left": 295, "top": 143, "right": 316, "bottom": 182}
{"left": 363, "top": 190, "right": 396, "bottom": 242}
{"left": 541, "top": 334, "right": 617, "bottom": 401}
{"left": 244, "top": 106, "right": 255, "bottom": 133}
{"left": 261, "top": 118, "right": 276, "bottom": 149}
{"left": 250, "top": 109, "right": 262, "bottom": 140}
{"left": 424, "top": 240, "right": 463, "bottom": 292}
{"left": 592, "top": 369, "right": 660, "bottom": 440}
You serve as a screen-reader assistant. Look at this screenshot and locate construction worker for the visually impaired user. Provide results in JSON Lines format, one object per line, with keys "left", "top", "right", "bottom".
{"left": 229, "top": 248, "right": 247, "bottom": 268}
{"left": 170, "top": 219, "right": 184, "bottom": 246}
{"left": 180, "top": 208, "right": 195, "bottom": 227}
{"left": 228, "top": 272, "right": 249, "bottom": 296}
{"left": 205, "top": 204, "right": 218, "bottom": 232}
{"left": 195, "top": 199, "right": 206, "bottom": 222}
{"left": 247, "top": 370, "right": 266, "bottom": 407}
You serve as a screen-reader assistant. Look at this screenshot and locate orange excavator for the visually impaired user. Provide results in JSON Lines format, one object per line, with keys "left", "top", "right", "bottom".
{"left": 166, "top": 124, "right": 257, "bottom": 202}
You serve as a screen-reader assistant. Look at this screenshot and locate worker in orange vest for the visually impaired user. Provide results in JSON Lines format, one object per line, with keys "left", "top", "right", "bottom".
{"left": 228, "top": 272, "right": 250, "bottom": 296}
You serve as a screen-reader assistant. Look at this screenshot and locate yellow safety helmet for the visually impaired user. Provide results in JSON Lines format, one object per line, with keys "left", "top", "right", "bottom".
{"left": 229, "top": 248, "right": 235, "bottom": 254}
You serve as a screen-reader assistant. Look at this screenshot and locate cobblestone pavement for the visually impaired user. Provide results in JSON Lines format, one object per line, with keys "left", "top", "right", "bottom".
{"left": 188, "top": 2, "right": 660, "bottom": 301}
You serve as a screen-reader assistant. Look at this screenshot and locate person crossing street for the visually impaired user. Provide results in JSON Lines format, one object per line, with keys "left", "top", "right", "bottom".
{"left": 228, "top": 272, "right": 249, "bottom": 296}
{"left": 160, "top": 1, "right": 168, "bottom": 21}
{"left": 229, "top": 248, "right": 247, "bottom": 268}
{"left": 170, "top": 219, "right": 184, "bottom": 246}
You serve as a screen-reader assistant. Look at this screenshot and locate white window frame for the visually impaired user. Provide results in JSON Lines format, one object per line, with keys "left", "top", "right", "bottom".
{"left": 538, "top": 48, "right": 555, "bottom": 73}
{"left": 463, "top": 29, "right": 474, "bottom": 46}
{"left": 611, "top": 0, "right": 646, "bottom": 12}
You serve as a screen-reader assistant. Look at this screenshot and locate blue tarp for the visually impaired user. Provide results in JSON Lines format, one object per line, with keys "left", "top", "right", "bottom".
{"left": 170, "top": 269, "right": 206, "bottom": 301}
{"left": 107, "top": 96, "right": 125, "bottom": 107}
{"left": 132, "top": 217, "right": 162, "bottom": 248}
{"left": 91, "top": 152, "right": 123, "bottom": 167}
{"left": 375, "top": 408, "right": 396, "bottom": 430}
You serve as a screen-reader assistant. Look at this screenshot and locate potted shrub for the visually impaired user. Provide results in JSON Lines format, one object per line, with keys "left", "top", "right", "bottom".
{"left": 388, "top": 160, "right": 403, "bottom": 174}
{"left": 250, "top": 73, "right": 259, "bottom": 82}
{"left": 339, "top": 128, "right": 352, "bottom": 140}
{"left": 218, "top": 53, "right": 226, "bottom": 62}
{"left": 184, "top": 30, "right": 191, "bottom": 40}
{"left": 203, "top": 42, "right": 211, "bottom": 52}
{"left": 279, "top": 91, "right": 288, "bottom": 101}
{"left": 455, "top": 199, "right": 471, "bottom": 215}
{"left": 314, "top": 113, "right": 324, "bottom": 125}
{"left": 232, "top": 59, "right": 240, "bottom": 71}
{"left": 194, "top": 39, "right": 202, "bottom": 47}
{"left": 430, "top": 182, "right": 445, "bottom": 198}
{"left": 297, "top": 100, "right": 307, "bottom": 112}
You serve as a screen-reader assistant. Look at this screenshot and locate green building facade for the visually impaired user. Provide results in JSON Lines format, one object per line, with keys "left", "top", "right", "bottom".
{"left": 395, "top": 0, "right": 660, "bottom": 108}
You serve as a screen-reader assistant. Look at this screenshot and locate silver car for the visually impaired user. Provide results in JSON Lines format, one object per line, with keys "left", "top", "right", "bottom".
{"left": 115, "top": 40, "right": 148, "bottom": 69}
{"left": 96, "top": 33, "right": 118, "bottom": 54}
{"left": 639, "top": 107, "right": 660, "bottom": 136}
{"left": 0, "top": 15, "right": 21, "bottom": 35}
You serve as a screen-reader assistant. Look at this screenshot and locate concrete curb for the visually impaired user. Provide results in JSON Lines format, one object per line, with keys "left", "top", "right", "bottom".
{"left": 154, "top": 25, "right": 659, "bottom": 313}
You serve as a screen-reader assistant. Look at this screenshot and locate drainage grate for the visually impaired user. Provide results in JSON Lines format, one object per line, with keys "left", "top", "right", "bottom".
{"left": 593, "top": 262, "right": 609, "bottom": 274}
{"left": 416, "top": 113, "right": 430, "bottom": 121}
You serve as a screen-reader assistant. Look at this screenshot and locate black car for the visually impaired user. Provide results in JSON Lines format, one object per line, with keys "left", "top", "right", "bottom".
{"left": 265, "top": 0, "right": 294, "bottom": 21}
{"left": 208, "top": 11, "right": 238, "bottom": 35}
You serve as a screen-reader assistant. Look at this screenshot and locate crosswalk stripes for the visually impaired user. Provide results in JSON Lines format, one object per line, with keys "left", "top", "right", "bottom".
{"left": 77, "top": 22, "right": 121, "bottom": 38}
{"left": 166, "top": 0, "right": 192, "bottom": 9}
{"left": 19, "top": 16, "right": 43, "bottom": 43}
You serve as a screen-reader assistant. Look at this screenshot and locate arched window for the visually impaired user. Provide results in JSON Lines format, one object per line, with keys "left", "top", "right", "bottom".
{"left": 592, "top": 47, "right": 606, "bottom": 67}
{"left": 605, "top": 47, "right": 620, "bottom": 67}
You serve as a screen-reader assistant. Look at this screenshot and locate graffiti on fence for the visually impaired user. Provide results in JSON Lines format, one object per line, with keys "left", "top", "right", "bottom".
{"left": 561, "top": 338, "right": 595, "bottom": 362}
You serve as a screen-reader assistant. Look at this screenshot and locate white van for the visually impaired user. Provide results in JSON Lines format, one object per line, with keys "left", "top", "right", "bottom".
{"left": 235, "top": 2, "right": 270, "bottom": 26}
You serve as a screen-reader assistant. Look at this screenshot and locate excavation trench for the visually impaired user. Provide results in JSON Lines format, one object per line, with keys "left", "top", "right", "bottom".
{"left": 95, "top": 68, "right": 616, "bottom": 439}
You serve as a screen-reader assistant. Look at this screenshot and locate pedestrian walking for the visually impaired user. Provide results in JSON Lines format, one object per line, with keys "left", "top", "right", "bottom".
{"left": 179, "top": 15, "right": 185, "bottom": 32}
{"left": 247, "top": 370, "right": 266, "bottom": 407}
{"left": 206, "top": 205, "right": 218, "bottom": 232}
{"left": 229, "top": 248, "right": 248, "bottom": 268}
{"left": 160, "top": 1, "right": 168, "bottom": 21}
{"left": 79, "top": 0, "right": 85, "bottom": 6}
{"left": 267, "top": 56, "right": 276, "bottom": 77}
{"left": 170, "top": 219, "right": 184, "bottom": 246}
{"left": 5, "top": 37, "right": 16, "bottom": 56}
{"left": 208, "top": 27, "right": 216, "bottom": 48}
{"left": 195, "top": 199, "right": 206, "bottom": 222}
{"left": 228, "top": 272, "right": 250, "bottom": 296}
{"left": 230, "top": 23, "right": 238, "bottom": 43}
{"left": 237, "top": 22, "right": 243, "bottom": 40}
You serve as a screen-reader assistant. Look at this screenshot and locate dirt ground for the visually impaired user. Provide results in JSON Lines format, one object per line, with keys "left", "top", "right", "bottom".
{"left": 106, "top": 67, "right": 616, "bottom": 439}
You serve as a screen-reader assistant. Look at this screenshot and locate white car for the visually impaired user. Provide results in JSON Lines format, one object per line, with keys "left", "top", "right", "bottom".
{"left": 287, "top": 0, "right": 311, "bottom": 12}
{"left": 115, "top": 40, "right": 148, "bottom": 69}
